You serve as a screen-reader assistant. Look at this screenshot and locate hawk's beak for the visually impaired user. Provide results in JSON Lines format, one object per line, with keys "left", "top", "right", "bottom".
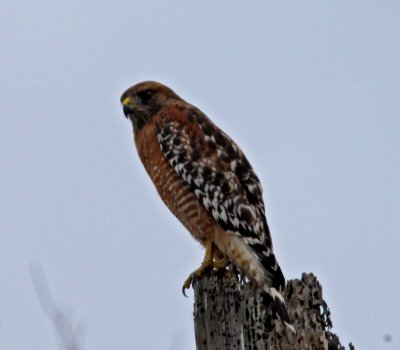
{"left": 122, "top": 97, "right": 135, "bottom": 118}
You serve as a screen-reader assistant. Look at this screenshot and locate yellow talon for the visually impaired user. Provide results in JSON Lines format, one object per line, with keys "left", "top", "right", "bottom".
{"left": 182, "top": 240, "right": 229, "bottom": 296}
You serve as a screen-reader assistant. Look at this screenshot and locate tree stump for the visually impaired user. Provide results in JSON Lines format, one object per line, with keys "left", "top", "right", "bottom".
{"left": 193, "top": 269, "right": 354, "bottom": 350}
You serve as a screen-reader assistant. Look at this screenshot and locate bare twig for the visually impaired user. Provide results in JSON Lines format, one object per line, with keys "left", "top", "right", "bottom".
{"left": 30, "top": 263, "right": 86, "bottom": 350}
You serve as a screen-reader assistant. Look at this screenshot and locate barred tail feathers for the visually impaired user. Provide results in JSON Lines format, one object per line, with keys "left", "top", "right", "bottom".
{"left": 259, "top": 252, "right": 296, "bottom": 333}
{"left": 269, "top": 287, "right": 296, "bottom": 334}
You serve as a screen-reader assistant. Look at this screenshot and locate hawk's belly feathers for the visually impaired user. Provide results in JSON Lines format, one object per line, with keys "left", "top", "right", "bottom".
{"left": 134, "top": 122, "right": 215, "bottom": 245}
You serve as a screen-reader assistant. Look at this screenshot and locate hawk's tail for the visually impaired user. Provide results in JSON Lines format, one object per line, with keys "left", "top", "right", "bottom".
{"left": 259, "top": 256, "right": 296, "bottom": 333}
{"left": 253, "top": 230, "right": 295, "bottom": 333}
{"left": 268, "top": 286, "right": 296, "bottom": 334}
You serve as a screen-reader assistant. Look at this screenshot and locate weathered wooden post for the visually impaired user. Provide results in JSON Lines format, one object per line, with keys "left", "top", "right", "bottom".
{"left": 193, "top": 269, "right": 354, "bottom": 350}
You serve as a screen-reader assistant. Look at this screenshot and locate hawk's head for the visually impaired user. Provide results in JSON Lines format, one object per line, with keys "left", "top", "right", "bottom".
{"left": 121, "top": 81, "right": 179, "bottom": 131}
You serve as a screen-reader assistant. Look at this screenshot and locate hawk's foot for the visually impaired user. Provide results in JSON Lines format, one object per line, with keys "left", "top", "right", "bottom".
{"left": 182, "top": 261, "right": 213, "bottom": 296}
{"left": 182, "top": 240, "right": 226, "bottom": 296}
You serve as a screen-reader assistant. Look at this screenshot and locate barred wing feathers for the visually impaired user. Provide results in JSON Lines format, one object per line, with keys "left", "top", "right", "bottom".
{"left": 155, "top": 106, "right": 285, "bottom": 289}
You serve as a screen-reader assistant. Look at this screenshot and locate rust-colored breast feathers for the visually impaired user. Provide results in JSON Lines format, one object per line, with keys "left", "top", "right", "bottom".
{"left": 134, "top": 115, "right": 215, "bottom": 245}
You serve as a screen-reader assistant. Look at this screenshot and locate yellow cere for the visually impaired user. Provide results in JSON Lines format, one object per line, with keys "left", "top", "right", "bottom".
{"left": 122, "top": 97, "right": 133, "bottom": 106}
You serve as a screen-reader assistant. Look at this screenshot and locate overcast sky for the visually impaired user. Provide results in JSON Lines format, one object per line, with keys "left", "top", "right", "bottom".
{"left": 1, "top": 1, "right": 399, "bottom": 349}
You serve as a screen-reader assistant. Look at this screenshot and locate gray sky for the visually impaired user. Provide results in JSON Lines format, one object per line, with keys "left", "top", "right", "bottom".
{"left": 1, "top": 1, "right": 399, "bottom": 349}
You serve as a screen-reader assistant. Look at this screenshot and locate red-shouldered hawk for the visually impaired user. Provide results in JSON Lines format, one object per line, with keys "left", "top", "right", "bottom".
{"left": 120, "top": 81, "right": 295, "bottom": 332}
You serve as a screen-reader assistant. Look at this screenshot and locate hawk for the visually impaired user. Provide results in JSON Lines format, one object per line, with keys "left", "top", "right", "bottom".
{"left": 120, "top": 81, "right": 294, "bottom": 332}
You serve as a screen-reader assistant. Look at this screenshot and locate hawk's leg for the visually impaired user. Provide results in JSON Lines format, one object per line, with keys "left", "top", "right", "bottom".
{"left": 182, "top": 240, "right": 228, "bottom": 295}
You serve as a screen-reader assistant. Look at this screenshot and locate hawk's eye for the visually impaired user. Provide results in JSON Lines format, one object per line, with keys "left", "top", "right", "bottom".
{"left": 137, "top": 90, "right": 154, "bottom": 104}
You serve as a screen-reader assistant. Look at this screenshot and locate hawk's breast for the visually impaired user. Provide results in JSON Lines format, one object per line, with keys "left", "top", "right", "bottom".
{"left": 134, "top": 121, "right": 215, "bottom": 245}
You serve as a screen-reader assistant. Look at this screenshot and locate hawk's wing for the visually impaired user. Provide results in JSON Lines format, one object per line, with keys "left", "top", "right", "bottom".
{"left": 155, "top": 105, "right": 284, "bottom": 287}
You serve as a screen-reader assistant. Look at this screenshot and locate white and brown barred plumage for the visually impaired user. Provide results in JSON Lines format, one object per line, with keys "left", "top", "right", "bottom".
{"left": 121, "top": 81, "right": 295, "bottom": 332}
